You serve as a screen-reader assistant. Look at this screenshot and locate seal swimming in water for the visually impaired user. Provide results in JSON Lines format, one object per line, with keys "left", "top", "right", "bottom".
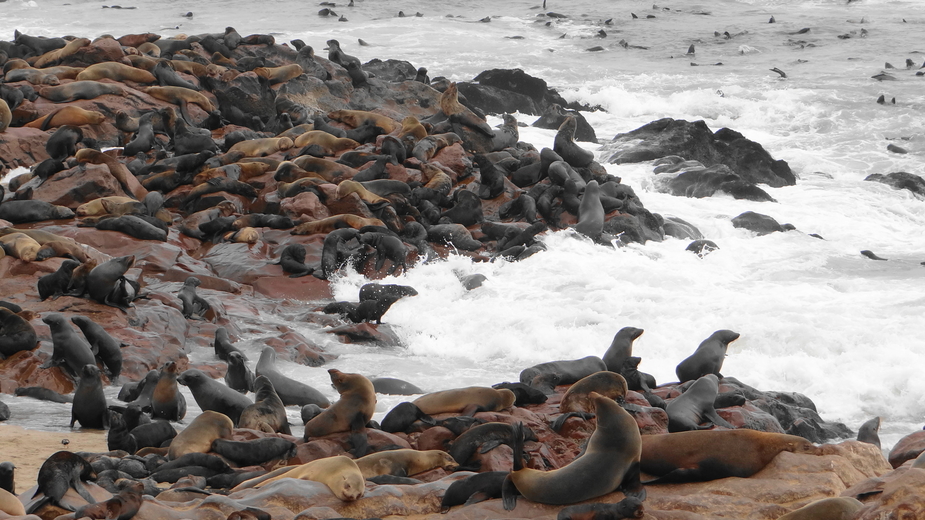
{"left": 502, "top": 392, "right": 645, "bottom": 509}
{"left": 675, "top": 329, "right": 740, "bottom": 383}
{"left": 255, "top": 346, "right": 330, "bottom": 407}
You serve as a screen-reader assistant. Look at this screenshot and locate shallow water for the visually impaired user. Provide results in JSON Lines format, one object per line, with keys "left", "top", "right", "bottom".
{"left": 2, "top": 0, "right": 924, "bottom": 452}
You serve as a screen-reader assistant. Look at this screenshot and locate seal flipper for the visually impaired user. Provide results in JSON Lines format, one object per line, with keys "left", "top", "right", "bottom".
{"left": 501, "top": 473, "right": 520, "bottom": 511}
{"left": 478, "top": 439, "right": 504, "bottom": 454}
{"left": 704, "top": 409, "right": 734, "bottom": 429}
{"left": 24, "top": 495, "right": 52, "bottom": 515}
{"left": 550, "top": 412, "right": 595, "bottom": 432}
{"left": 70, "top": 480, "right": 97, "bottom": 509}
{"left": 463, "top": 491, "right": 493, "bottom": 506}
{"left": 617, "top": 461, "right": 646, "bottom": 501}
{"left": 642, "top": 466, "right": 709, "bottom": 484}
{"left": 347, "top": 411, "right": 370, "bottom": 457}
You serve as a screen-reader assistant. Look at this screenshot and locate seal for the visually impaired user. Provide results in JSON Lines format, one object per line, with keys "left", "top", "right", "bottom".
{"left": 238, "top": 375, "right": 291, "bottom": 435}
{"left": 144, "top": 85, "right": 215, "bottom": 112}
{"left": 177, "top": 368, "right": 253, "bottom": 425}
{"left": 0, "top": 462, "right": 15, "bottom": 494}
{"left": 449, "top": 422, "right": 536, "bottom": 471}
{"left": 856, "top": 416, "right": 881, "bottom": 448}
{"left": 276, "top": 244, "right": 313, "bottom": 278}
{"left": 640, "top": 429, "right": 820, "bottom": 483}
{"left": 23, "top": 451, "right": 97, "bottom": 514}
{"left": 178, "top": 277, "right": 211, "bottom": 320}
{"left": 574, "top": 180, "right": 605, "bottom": 240}
{"left": 33, "top": 37, "right": 90, "bottom": 68}
{"left": 304, "top": 369, "right": 376, "bottom": 455}
{"left": 167, "top": 410, "right": 234, "bottom": 460}
{"left": 40, "top": 313, "right": 97, "bottom": 379}
{"left": 557, "top": 497, "right": 645, "bottom": 520}
{"left": 66, "top": 258, "right": 97, "bottom": 298}
{"left": 36, "top": 240, "right": 89, "bottom": 262}
{"left": 328, "top": 109, "right": 400, "bottom": 133}
{"left": 0, "top": 201, "right": 74, "bottom": 223}
{"left": 231, "top": 455, "right": 365, "bottom": 501}
{"left": 0, "top": 232, "right": 41, "bottom": 262}
{"left": 214, "top": 326, "right": 246, "bottom": 362}
{"left": 73, "top": 481, "right": 143, "bottom": 520}
{"left": 440, "top": 82, "right": 494, "bottom": 137}
{"left": 227, "top": 136, "right": 294, "bottom": 157}
{"left": 70, "top": 315, "right": 124, "bottom": 381}
{"left": 45, "top": 124, "right": 83, "bottom": 161}
{"left": 151, "top": 361, "right": 187, "bottom": 422}
{"left": 24, "top": 106, "right": 106, "bottom": 129}
{"left": 560, "top": 371, "right": 629, "bottom": 413}
{"left": 553, "top": 115, "right": 594, "bottom": 168}
{"left": 87, "top": 255, "right": 140, "bottom": 310}
{"left": 355, "top": 449, "right": 458, "bottom": 479}
{"left": 665, "top": 374, "right": 734, "bottom": 432}
{"left": 775, "top": 497, "right": 863, "bottom": 520}
{"left": 413, "top": 386, "right": 516, "bottom": 416}
{"left": 76, "top": 148, "right": 149, "bottom": 201}
{"left": 0, "top": 310, "right": 30, "bottom": 359}
{"left": 76, "top": 62, "right": 157, "bottom": 83}
{"left": 15, "top": 386, "right": 71, "bottom": 403}
{"left": 94, "top": 215, "right": 167, "bottom": 242}
{"left": 502, "top": 392, "right": 645, "bottom": 509}
{"left": 224, "top": 350, "right": 255, "bottom": 393}
{"left": 602, "top": 327, "right": 645, "bottom": 372}
{"left": 370, "top": 377, "right": 424, "bottom": 395}
{"left": 211, "top": 437, "right": 296, "bottom": 467}
{"left": 519, "top": 356, "right": 607, "bottom": 386}
{"left": 38, "top": 80, "right": 125, "bottom": 102}
{"left": 358, "top": 232, "right": 408, "bottom": 276}
{"left": 255, "top": 346, "right": 330, "bottom": 407}
{"left": 675, "top": 329, "right": 740, "bottom": 383}
{"left": 71, "top": 364, "right": 109, "bottom": 429}
{"left": 37, "top": 259, "right": 79, "bottom": 300}
{"left": 441, "top": 471, "right": 507, "bottom": 511}
{"left": 0, "top": 99, "right": 10, "bottom": 132}
{"left": 0, "top": 488, "right": 25, "bottom": 517}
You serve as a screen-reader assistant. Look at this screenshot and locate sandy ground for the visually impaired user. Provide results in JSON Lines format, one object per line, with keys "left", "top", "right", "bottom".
{"left": 0, "top": 425, "right": 108, "bottom": 495}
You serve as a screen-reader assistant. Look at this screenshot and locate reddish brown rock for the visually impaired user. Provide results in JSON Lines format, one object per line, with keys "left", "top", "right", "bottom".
{"left": 264, "top": 331, "right": 330, "bottom": 367}
{"left": 0, "top": 127, "right": 53, "bottom": 170}
{"left": 887, "top": 429, "right": 925, "bottom": 468}
{"left": 415, "top": 426, "right": 456, "bottom": 452}
{"left": 281, "top": 192, "right": 331, "bottom": 220}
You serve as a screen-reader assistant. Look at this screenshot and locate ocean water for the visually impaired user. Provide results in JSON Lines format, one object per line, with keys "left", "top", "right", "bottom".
{"left": 2, "top": 0, "right": 924, "bottom": 452}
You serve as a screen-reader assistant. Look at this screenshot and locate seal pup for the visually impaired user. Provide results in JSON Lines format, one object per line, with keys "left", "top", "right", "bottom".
{"left": 151, "top": 361, "right": 187, "bottom": 422}
{"left": 178, "top": 276, "right": 211, "bottom": 320}
{"left": 24, "top": 451, "right": 97, "bottom": 514}
{"left": 304, "top": 369, "right": 376, "bottom": 455}
{"left": 276, "top": 243, "right": 314, "bottom": 277}
{"left": 167, "top": 410, "right": 234, "bottom": 460}
{"left": 255, "top": 346, "right": 330, "bottom": 407}
{"left": 37, "top": 259, "right": 79, "bottom": 301}
{"left": 441, "top": 471, "right": 507, "bottom": 511}
{"left": 70, "top": 315, "right": 124, "bottom": 381}
{"left": 238, "top": 375, "right": 291, "bottom": 434}
{"left": 41, "top": 313, "right": 97, "bottom": 380}
{"left": 71, "top": 364, "right": 109, "bottom": 429}
{"left": 502, "top": 392, "right": 645, "bottom": 509}
{"left": 675, "top": 329, "right": 740, "bottom": 383}
{"left": 449, "top": 422, "right": 536, "bottom": 471}
{"left": 0, "top": 307, "right": 37, "bottom": 359}
{"left": 666, "top": 374, "right": 734, "bottom": 432}
{"left": 214, "top": 326, "right": 245, "bottom": 362}
{"left": 0, "top": 462, "right": 14, "bottom": 493}
{"left": 603, "top": 326, "right": 645, "bottom": 372}
{"left": 557, "top": 497, "right": 645, "bottom": 520}
{"left": 177, "top": 369, "right": 253, "bottom": 424}
{"left": 775, "top": 497, "right": 863, "bottom": 520}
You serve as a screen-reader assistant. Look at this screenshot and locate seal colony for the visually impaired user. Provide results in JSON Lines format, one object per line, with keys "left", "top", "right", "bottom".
{"left": 0, "top": 23, "right": 911, "bottom": 520}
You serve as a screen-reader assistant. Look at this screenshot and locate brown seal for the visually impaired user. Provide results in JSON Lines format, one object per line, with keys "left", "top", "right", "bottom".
{"left": 33, "top": 37, "right": 90, "bottom": 68}
{"left": 0, "top": 233, "right": 41, "bottom": 262}
{"left": 227, "top": 136, "right": 294, "bottom": 157}
{"left": 75, "top": 148, "right": 149, "bottom": 200}
{"left": 290, "top": 155, "right": 359, "bottom": 182}
{"left": 397, "top": 115, "right": 428, "bottom": 140}
{"left": 292, "top": 130, "right": 359, "bottom": 153}
{"left": 0, "top": 488, "right": 25, "bottom": 516}
{"left": 36, "top": 240, "right": 89, "bottom": 262}
{"left": 291, "top": 214, "right": 385, "bottom": 235}
{"left": 37, "top": 80, "right": 125, "bottom": 102}
{"left": 3, "top": 68, "right": 60, "bottom": 85}
{"left": 144, "top": 85, "right": 215, "bottom": 112}
{"left": 354, "top": 449, "right": 458, "bottom": 479}
{"left": 640, "top": 429, "right": 820, "bottom": 483}
{"left": 24, "top": 106, "right": 106, "bottom": 129}
{"left": 76, "top": 196, "right": 137, "bottom": 217}
{"left": 776, "top": 497, "right": 863, "bottom": 520}
{"left": 328, "top": 109, "right": 400, "bottom": 133}
{"left": 76, "top": 62, "right": 157, "bottom": 83}
{"left": 151, "top": 361, "right": 187, "bottom": 422}
{"left": 0, "top": 99, "right": 10, "bottom": 132}
{"left": 503, "top": 392, "right": 644, "bottom": 509}
{"left": 238, "top": 375, "right": 291, "bottom": 435}
{"left": 413, "top": 386, "right": 516, "bottom": 415}
{"left": 254, "top": 63, "right": 303, "bottom": 84}
{"left": 304, "top": 369, "right": 376, "bottom": 441}
{"left": 335, "top": 180, "right": 389, "bottom": 205}
{"left": 167, "top": 410, "right": 234, "bottom": 460}
{"left": 560, "top": 371, "right": 628, "bottom": 413}
{"left": 440, "top": 82, "right": 494, "bottom": 137}
{"left": 234, "top": 456, "right": 365, "bottom": 501}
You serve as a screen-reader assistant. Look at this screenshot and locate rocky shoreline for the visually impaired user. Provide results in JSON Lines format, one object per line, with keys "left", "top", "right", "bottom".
{"left": 0, "top": 28, "right": 923, "bottom": 520}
